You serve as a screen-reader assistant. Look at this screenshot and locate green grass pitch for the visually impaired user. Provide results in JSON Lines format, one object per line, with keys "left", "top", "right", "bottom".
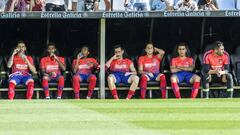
{"left": 0, "top": 99, "right": 239, "bottom": 135}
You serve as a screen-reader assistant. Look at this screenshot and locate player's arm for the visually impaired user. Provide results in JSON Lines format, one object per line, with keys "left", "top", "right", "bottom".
{"left": 203, "top": 55, "right": 218, "bottom": 75}
{"left": 170, "top": 59, "right": 182, "bottom": 73}
{"left": 138, "top": 59, "right": 149, "bottom": 74}
{"left": 129, "top": 63, "right": 137, "bottom": 75}
{"left": 41, "top": 68, "right": 49, "bottom": 76}
{"left": 170, "top": 65, "right": 182, "bottom": 73}
{"left": 40, "top": 59, "right": 49, "bottom": 76}
{"left": 219, "top": 57, "right": 230, "bottom": 75}
{"left": 154, "top": 47, "right": 165, "bottom": 60}
{"left": 7, "top": 48, "right": 19, "bottom": 68}
{"left": 106, "top": 55, "right": 117, "bottom": 68}
{"left": 203, "top": 64, "right": 218, "bottom": 75}
{"left": 53, "top": 55, "right": 66, "bottom": 71}
{"left": 176, "top": 65, "right": 195, "bottom": 72}
{"left": 73, "top": 59, "right": 79, "bottom": 74}
{"left": 23, "top": 56, "right": 37, "bottom": 74}
{"left": 138, "top": 64, "right": 145, "bottom": 74}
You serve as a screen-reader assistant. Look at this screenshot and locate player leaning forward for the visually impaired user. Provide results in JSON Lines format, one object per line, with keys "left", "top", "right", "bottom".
{"left": 202, "top": 41, "right": 233, "bottom": 98}
{"left": 106, "top": 45, "right": 139, "bottom": 100}
{"left": 7, "top": 41, "right": 37, "bottom": 100}
{"left": 40, "top": 43, "right": 66, "bottom": 99}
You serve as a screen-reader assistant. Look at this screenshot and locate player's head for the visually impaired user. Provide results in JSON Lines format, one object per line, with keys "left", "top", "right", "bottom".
{"left": 112, "top": 45, "right": 128, "bottom": 59}
{"left": 80, "top": 46, "right": 90, "bottom": 57}
{"left": 213, "top": 41, "right": 224, "bottom": 56}
{"left": 16, "top": 41, "right": 26, "bottom": 54}
{"left": 206, "top": 0, "right": 212, "bottom": 3}
{"left": 173, "top": 42, "right": 191, "bottom": 57}
{"left": 184, "top": 0, "right": 190, "bottom": 2}
{"left": 47, "top": 42, "right": 57, "bottom": 55}
{"left": 145, "top": 43, "right": 154, "bottom": 55}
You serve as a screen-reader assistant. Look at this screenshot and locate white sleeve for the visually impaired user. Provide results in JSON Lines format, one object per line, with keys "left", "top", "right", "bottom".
{"left": 167, "top": 0, "right": 174, "bottom": 6}
{"left": 193, "top": 1, "right": 198, "bottom": 10}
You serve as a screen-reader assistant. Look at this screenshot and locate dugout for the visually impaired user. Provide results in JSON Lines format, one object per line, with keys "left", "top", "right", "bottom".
{"left": 0, "top": 11, "right": 240, "bottom": 99}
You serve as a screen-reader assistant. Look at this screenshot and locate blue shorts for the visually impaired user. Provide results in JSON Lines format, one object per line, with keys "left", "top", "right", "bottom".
{"left": 146, "top": 73, "right": 160, "bottom": 81}
{"left": 9, "top": 75, "right": 33, "bottom": 85}
{"left": 79, "top": 74, "right": 94, "bottom": 82}
{"left": 174, "top": 71, "right": 194, "bottom": 84}
{"left": 112, "top": 72, "right": 131, "bottom": 85}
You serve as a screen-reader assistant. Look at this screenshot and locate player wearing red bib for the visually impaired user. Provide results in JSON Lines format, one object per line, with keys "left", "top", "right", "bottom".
{"left": 106, "top": 45, "right": 139, "bottom": 100}
{"left": 72, "top": 46, "right": 99, "bottom": 99}
{"left": 7, "top": 41, "right": 37, "bottom": 100}
{"left": 40, "top": 43, "right": 66, "bottom": 99}
{"left": 170, "top": 43, "right": 201, "bottom": 99}
{"left": 138, "top": 43, "right": 166, "bottom": 99}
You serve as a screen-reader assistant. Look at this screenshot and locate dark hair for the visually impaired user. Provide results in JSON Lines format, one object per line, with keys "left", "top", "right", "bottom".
{"left": 47, "top": 42, "right": 56, "bottom": 48}
{"left": 73, "top": 45, "right": 92, "bottom": 58}
{"left": 140, "top": 42, "right": 159, "bottom": 56}
{"left": 172, "top": 42, "right": 191, "bottom": 58}
{"left": 109, "top": 44, "right": 129, "bottom": 59}
{"left": 10, "top": 40, "right": 28, "bottom": 56}
{"left": 213, "top": 41, "right": 224, "bottom": 50}
{"left": 17, "top": 40, "right": 25, "bottom": 45}
{"left": 42, "top": 42, "right": 60, "bottom": 57}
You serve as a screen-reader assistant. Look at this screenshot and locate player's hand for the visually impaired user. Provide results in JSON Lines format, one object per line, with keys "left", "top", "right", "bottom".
{"left": 13, "top": 48, "right": 19, "bottom": 55}
{"left": 219, "top": 70, "right": 226, "bottom": 76}
{"left": 216, "top": 68, "right": 222, "bottom": 77}
{"left": 50, "top": 52, "right": 54, "bottom": 57}
{"left": 112, "top": 55, "right": 119, "bottom": 60}
{"left": 43, "top": 73, "right": 50, "bottom": 77}
{"left": 50, "top": 72, "right": 57, "bottom": 78}
{"left": 52, "top": 54, "right": 59, "bottom": 61}
{"left": 20, "top": 53, "right": 27, "bottom": 61}
{"left": 125, "top": 72, "right": 133, "bottom": 76}
{"left": 77, "top": 52, "right": 83, "bottom": 59}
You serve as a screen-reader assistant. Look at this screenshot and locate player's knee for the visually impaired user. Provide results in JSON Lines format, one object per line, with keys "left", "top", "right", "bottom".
{"left": 141, "top": 74, "right": 148, "bottom": 81}
{"left": 43, "top": 76, "right": 49, "bottom": 80}
{"left": 107, "top": 75, "right": 114, "bottom": 83}
{"left": 59, "top": 76, "right": 64, "bottom": 81}
{"left": 89, "top": 75, "right": 97, "bottom": 82}
{"left": 226, "top": 73, "right": 233, "bottom": 80}
{"left": 27, "top": 79, "right": 34, "bottom": 83}
{"left": 9, "top": 80, "right": 16, "bottom": 85}
{"left": 170, "top": 75, "right": 177, "bottom": 82}
{"left": 160, "top": 74, "right": 166, "bottom": 81}
{"left": 73, "top": 75, "right": 80, "bottom": 81}
{"left": 133, "top": 75, "right": 139, "bottom": 83}
{"left": 194, "top": 75, "right": 201, "bottom": 82}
